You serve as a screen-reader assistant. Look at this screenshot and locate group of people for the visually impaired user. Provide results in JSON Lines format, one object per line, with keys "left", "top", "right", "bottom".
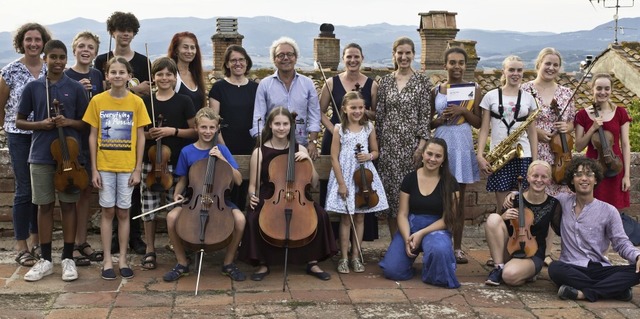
{"left": 1, "top": 11, "right": 638, "bottom": 302}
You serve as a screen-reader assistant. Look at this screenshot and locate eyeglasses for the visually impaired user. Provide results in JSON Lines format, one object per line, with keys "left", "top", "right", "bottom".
{"left": 275, "top": 52, "right": 296, "bottom": 60}
{"left": 574, "top": 171, "right": 595, "bottom": 177}
{"left": 229, "top": 58, "right": 246, "bottom": 65}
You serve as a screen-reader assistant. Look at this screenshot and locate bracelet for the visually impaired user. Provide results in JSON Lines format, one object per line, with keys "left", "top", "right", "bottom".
{"left": 174, "top": 127, "right": 179, "bottom": 136}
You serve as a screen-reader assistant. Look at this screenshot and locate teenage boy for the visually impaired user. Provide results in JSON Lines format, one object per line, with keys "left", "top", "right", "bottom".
{"left": 94, "top": 11, "right": 150, "bottom": 254}
{"left": 140, "top": 57, "right": 196, "bottom": 270}
{"left": 162, "top": 107, "right": 246, "bottom": 282}
{"left": 16, "top": 40, "right": 88, "bottom": 282}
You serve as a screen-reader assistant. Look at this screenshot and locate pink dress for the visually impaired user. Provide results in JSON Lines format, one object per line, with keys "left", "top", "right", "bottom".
{"left": 575, "top": 106, "right": 632, "bottom": 209}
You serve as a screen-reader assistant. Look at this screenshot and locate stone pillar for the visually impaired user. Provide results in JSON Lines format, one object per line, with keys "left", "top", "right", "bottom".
{"left": 417, "top": 11, "right": 459, "bottom": 71}
{"left": 211, "top": 18, "right": 244, "bottom": 72}
{"left": 448, "top": 40, "right": 480, "bottom": 82}
{"left": 313, "top": 23, "right": 340, "bottom": 70}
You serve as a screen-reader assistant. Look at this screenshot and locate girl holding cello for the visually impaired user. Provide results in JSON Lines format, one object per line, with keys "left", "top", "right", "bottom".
{"left": 239, "top": 107, "right": 337, "bottom": 281}
{"left": 325, "top": 91, "right": 388, "bottom": 274}
{"left": 484, "top": 160, "right": 561, "bottom": 286}
{"left": 574, "top": 73, "right": 631, "bottom": 210}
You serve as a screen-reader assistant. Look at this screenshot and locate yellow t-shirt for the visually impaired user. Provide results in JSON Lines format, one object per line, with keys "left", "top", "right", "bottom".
{"left": 83, "top": 91, "right": 151, "bottom": 172}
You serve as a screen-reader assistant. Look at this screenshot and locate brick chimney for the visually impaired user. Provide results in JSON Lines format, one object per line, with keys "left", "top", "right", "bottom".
{"left": 417, "top": 11, "right": 459, "bottom": 71}
{"left": 313, "top": 23, "right": 340, "bottom": 71}
{"left": 211, "top": 18, "right": 244, "bottom": 72}
{"left": 447, "top": 40, "right": 480, "bottom": 82}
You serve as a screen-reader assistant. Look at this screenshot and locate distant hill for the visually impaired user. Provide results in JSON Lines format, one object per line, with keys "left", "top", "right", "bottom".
{"left": 1, "top": 16, "right": 639, "bottom": 72}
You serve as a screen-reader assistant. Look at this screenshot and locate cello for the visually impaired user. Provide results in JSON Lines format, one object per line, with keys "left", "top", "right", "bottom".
{"left": 50, "top": 99, "right": 89, "bottom": 194}
{"left": 145, "top": 114, "right": 173, "bottom": 192}
{"left": 507, "top": 176, "right": 537, "bottom": 259}
{"left": 259, "top": 112, "right": 318, "bottom": 291}
{"left": 353, "top": 143, "right": 379, "bottom": 208}
{"left": 590, "top": 104, "right": 623, "bottom": 178}
{"left": 549, "top": 99, "right": 574, "bottom": 184}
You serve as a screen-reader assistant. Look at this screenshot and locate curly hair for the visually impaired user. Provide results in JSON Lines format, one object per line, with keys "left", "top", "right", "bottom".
{"left": 564, "top": 156, "right": 604, "bottom": 192}
{"left": 12, "top": 23, "right": 52, "bottom": 54}
{"left": 106, "top": 11, "right": 140, "bottom": 35}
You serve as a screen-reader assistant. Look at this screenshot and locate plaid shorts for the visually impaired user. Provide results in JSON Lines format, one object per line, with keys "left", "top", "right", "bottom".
{"left": 141, "top": 162, "right": 178, "bottom": 221}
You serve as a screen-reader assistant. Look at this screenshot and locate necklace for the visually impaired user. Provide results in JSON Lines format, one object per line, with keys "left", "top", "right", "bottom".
{"left": 226, "top": 77, "right": 248, "bottom": 87}
{"left": 269, "top": 139, "right": 289, "bottom": 150}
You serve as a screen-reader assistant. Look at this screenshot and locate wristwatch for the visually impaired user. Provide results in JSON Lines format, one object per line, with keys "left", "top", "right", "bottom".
{"left": 174, "top": 127, "right": 179, "bottom": 136}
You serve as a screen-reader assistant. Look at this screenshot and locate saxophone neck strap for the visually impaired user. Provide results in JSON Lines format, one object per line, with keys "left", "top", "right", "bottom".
{"left": 490, "top": 87, "right": 526, "bottom": 134}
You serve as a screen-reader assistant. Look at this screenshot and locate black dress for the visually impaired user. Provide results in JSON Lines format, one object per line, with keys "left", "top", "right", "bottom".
{"left": 238, "top": 144, "right": 337, "bottom": 266}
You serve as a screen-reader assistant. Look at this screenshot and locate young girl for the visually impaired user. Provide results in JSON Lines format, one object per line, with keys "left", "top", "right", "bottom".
{"left": 325, "top": 91, "right": 388, "bottom": 274}
{"left": 430, "top": 47, "right": 482, "bottom": 264}
{"left": 477, "top": 55, "right": 538, "bottom": 209}
{"left": 82, "top": 56, "right": 151, "bottom": 280}
{"left": 574, "top": 73, "right": 631, "bottom": 209}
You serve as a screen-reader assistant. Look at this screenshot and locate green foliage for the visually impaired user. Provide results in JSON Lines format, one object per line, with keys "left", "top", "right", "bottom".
{"left": 628, "top": 99, "right": 640, "bottom": 152}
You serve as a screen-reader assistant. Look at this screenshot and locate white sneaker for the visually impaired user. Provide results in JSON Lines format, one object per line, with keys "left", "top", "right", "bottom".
{"left": 24, "top": 259, "right": 53, "bottom": 282}
{"left": 61, "top": 258, "right": 78, "bottom": 281}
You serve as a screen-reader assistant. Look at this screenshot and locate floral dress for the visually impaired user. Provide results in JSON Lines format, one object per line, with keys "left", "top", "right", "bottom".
{"left": 376, "top": 72, "right": 432, "bottom": 217}
{"left": 326, "top": 122, "right": 389, "bottom": 214}
{"left": 521, "top": 82, "right": 575, "bottom": 195}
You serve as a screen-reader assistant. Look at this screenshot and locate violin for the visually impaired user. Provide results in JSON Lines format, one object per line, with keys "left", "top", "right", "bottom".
{"left": 507, "top": 176, "right": 537, "bottom": 259}
{"left": 146, "top": 114, "right": 173, "bottom": 192}
{"left": 175, "top": 131, "right": 234, "bottom": 251}
{"left": 353, "top": 143, "right": 379, "bottom": 208}
{"left": 549, "top": 99, "right": 574, "bottom": 184}
{"left": 590, "top": 104, "right": 623, "bottom": 178}
{"left": 50, "top": 99, "right": 89, "bottom": 194}
{"left": 259, "top": 113, "right": 318, "bottom": 249}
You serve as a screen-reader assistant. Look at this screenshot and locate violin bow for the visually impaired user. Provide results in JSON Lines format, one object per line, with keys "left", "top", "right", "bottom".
{"left": 45, "top": 75, "right": 51, "bottom": 119}
{"left": 557, "top": 53, "right": 603, "bottom": 119}
{"left": 315, "top": 61, "right": 343, "bottom": 126}
{"left": 255, "top": 118, "right": 262, "bottom": 199}
{"left": 343, "top": 199, "right": 365, "bottom": 265}
{"left": 145, "top": 43, "right": 156, "bottom": 127}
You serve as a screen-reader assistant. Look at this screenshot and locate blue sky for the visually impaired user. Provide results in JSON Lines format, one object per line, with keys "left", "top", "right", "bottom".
{"left": 3, "top": 0, "right": 639, "bottom": 33}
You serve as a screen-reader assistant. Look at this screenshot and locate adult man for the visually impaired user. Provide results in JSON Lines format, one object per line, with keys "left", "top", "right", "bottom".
{"left": 549, "top": 156, "right": 640, "bottom": 302}
{"left": 250, "top": 37, "right": 321, "bottom": 159}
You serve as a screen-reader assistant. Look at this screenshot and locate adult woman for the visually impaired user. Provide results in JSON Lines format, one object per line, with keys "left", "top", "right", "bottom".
{"left": 430, "top": 47, "right": 482, "bottom": 264}
{"left": 0, "top": 23, "right": 51, "bottom": 267}
{"left": 378, "top": 138, "right": 461, "bottom": 288}
{"left": 574, "top": 73, "right": 631, "bottom": 209}
{"left": 238, "top": 107, "right": 337, "bottom": 281}
{"left": 484, "top": 160, "right": 560, "bottom": 286}
{"left": 209, "top": 45, "right": 258, "bottom": 210}
{"left": 319, "top": 43, "right": 379, "bottom": 241}
{"left": 521, "top": 47, "right": 575, "bottom": 196}
{"left": 167, "top": 32, "right": 206, "bottom": 110}
{"left": 376, "top": 37, "right": 432, "bottom": 237}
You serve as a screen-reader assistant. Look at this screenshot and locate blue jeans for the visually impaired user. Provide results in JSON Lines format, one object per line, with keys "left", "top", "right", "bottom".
{"left": 379, "top": 214, "right": 460, "bottom": 288}
{"left": 7, "top": 133, "right": 38, "bottom": 240}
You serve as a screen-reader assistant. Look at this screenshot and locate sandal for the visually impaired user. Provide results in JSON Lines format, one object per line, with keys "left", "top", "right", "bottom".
{"left": 337, "top": 259, "right": 349, "bottom": 274}
{"left": 486, "top": 258, "right": 495, "bottom": 267}
{"left": 544, "top": 255, "right": 554, "bottom": 267}
{"left": 455, "top": 249, "right": 469, "bottom": 264}
{"left": 350, "top": 259, "right": 365, "bottom": 273}
{"left": 31, "top": 245, "right": 41, "bottom": 259}
{"left": 77, "top": 242, "right": 104, "bottom": 262}
{"left": 163, "top": 264, "right": 189, "bottom": 282}
{"left": 72, "top": 246, "right": 91, "bottom": 267}
{"left": 142, "top": 252, "right": 157, "bottom": 270}
{"left": 15, "top": 250, "right": 38, "bottom": 267}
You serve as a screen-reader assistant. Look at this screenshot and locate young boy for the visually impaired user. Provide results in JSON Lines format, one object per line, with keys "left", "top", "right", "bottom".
{"left": 65, "top": 31, "right": 105, "bottom": 266}
{"left": 94, "top": 11, "right": 150, "bottom": 254}
{"left": 82, "top": 56, "right": 151, "bottom": 280}
{"left": 16, "top": 40, "right": 88, "bottom": 282}
{"left": 140, "top": 57, "right": 197, "bottom": 270}
{"left": 162, "top": 107, "right": 246, "bottom": 282}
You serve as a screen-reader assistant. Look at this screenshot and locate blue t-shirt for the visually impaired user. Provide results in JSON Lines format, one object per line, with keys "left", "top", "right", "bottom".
{"left": 64, "top": 67, "right": 105, "bottom": 99}
{"left": 175, "top": 143, "right": 238, "bottom": 177}
{"left": 18, "top": 74, "right": 88, "bottom": 164}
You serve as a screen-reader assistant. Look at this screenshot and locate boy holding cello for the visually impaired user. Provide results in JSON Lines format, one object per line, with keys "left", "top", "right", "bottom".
{"left": 484, "top": 160, "right": 561, "bottom": 286}
{"left": 16, "top": 40, "right": 88, "bottom": 282}
{"left": 140, "top": 57, "right": 196, "bottom": 270}
{"left": 162, "top": 107, "right": 246, "bottom": 282}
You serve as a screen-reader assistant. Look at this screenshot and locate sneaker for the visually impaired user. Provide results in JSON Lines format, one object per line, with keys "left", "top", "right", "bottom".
{"left": 163, "top": 264, "right": 190, "bottom": 282}
{"left": 337, "top": 259, "right": 349, "bottom": 274}
{"left": 221, "top": 263, "right": 246, "bottom": 281}
{"left": 61, "top": 258, "right": 78, "bottom": 281}
{"left": 615, "top": 287, "right": 633, "bottom": 302}
{"left": 24, "top": 259, "right": 53, "bottom": 282}
{"left": 558, "top": 284, "right": 579, "bottom": 300}
{"left": 485, "top": 268, "right": 503, "bottom": 286}
{"left": 350, "top": 258, "right": 365, "bottom": 273}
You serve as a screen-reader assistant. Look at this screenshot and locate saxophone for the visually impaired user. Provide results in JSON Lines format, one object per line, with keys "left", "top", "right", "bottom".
{"left": 485, "top": 104, "right": 541, "bottom": 172}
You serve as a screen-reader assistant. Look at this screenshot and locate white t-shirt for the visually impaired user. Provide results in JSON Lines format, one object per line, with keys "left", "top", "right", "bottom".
{"left": 480, "top": 88, "right": 537, "bottom": 157}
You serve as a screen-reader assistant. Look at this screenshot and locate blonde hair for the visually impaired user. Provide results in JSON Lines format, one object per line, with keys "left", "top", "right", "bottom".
{"left": 71, "top": 31, "right": 100, "bottom": 54}
{"left": 534, "top": 47, "right": 563, "bottom": 70}
{"left": 194, "top": 107, "right": 221, "bottom": 126}
{"left": 500, "top": 55, "right": 524, "bottom": 86}
{"left": 527, "top": 160, "right": 552, "bottom": 176}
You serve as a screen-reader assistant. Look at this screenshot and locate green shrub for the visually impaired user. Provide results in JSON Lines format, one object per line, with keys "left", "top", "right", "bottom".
{"left": 628, "top": 99, "right": 640, "bottom": 152}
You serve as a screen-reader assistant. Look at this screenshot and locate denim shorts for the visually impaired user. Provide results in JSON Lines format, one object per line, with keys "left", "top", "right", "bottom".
{"left": 98, "top": 171, "right": 134, "bottom": 209}
{"left": 30, "top": 164, "right": 80, "bottom": 205}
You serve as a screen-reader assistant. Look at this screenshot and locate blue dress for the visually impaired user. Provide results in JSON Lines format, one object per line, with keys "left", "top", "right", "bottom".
{"left": 433, "top": 85, "right": 480, "bottom": 184}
